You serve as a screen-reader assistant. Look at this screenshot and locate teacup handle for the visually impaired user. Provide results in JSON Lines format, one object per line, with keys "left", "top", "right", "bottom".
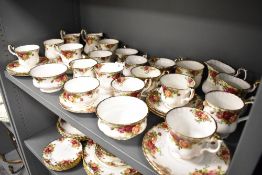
{"left": 181, "top": 89, "right": 195, "bottom": 104}
{"left": 80, "top": 29, "right": 87, "bottom": 42}
{"left": 235, "top": 67, "right": 247, "bottom": 80}
{"left": 60, "top": 29, "right": 66, "bottom": 40}
{"left": 142, "top": 54, "right": 147, "bottom": 58}
{"left": 237, "top": 97, "right": 255, "bottom": 123}
{"left": 247, "top": 80, "right": 260, "bottom": 93}
{"left": 200, "top": 137, "right": 222, "bottom": 154}
{"left": 161, "top": 70, "right": 170, "bottom": 76}
{"left": 54, "top": 45, "right": 63, "bottom": 57}
{"left": 174, "top": 56, "right": 184, "bottom": 62}
{"left": 123, "top": 45, "right": 127, "bottom": 48}
{"left": 7, "top": 45, "right": 18, "bottom": 57}
{"left": 141, "top": 79, "right": 152, "bottom": 97}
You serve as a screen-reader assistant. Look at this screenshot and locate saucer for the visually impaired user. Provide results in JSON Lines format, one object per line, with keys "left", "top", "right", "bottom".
{"left": 146, "top": 88, "right": 204, "bottom": 118}
{"left": 97, "top": 118, "right": 147, "bottom": 140}
{"left": 57, "top": 118, "right": 88, "bottom": 141}
{"left": 6, "top": 57, "right": 48, "bottom": 76}
{"left": 142, "top": 122, "right": 230, "bottom": 175}
{"left": 83, "top": 139, "right": 140, "bottom": 175}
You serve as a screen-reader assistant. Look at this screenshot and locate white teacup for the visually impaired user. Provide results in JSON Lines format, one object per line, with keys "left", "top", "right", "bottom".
{"left": 159, "top": 74, "right": 195, "bottom": 108}
{"left": 60, "top": 30, "right": 80, "bottom": 43}
{"left": 88, "top": 50, "right": 112, "bottom": 63}
{"left": 98, "top": 39, "right": 119, "bottom": 52}
{"left": 43, "top": 39, "right": 64, "bottom": 60}
{"left": 63, "top": 77, "right": 100, "bottom": 106}
{"left": 115, "top": 48, "right": 138, "bottom": 62}
{"left": 81, "top": 29, "right": 103, "bottom": 54}
{"left": 123, "top": 55, "right": 147, "bottom": 76}
{"left": 56, "top": 43, "right": 83, "bottom": 67}
{"left": 175, "top": 60, "right": 205, "bottom": 88}
{"left": 203, "top": 91, "right": 253, "bottom": 138}
{"left": 70, "top": 59, "right": 97, "bottom": 78}
{"left": 148, "top": 57, "right": 175, "bottom": 72}
{"left": 166, "top": 107, "right": 222, "bottom": 160}
{"left": 30, "top": 63, "right": 68, "bottom": 93}
{"left": 94, "top": 63, "right": 124, "bottom": 93}
{"left": 8, "top": 44, "right": 40, "bottom": 69}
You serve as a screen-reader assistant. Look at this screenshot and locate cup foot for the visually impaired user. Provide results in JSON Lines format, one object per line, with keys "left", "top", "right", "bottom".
{"left": 40, "top": 87, "right": 62, "bottom": 93}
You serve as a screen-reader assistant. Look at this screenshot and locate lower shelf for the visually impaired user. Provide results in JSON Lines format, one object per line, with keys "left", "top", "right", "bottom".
{"left": 24, "top": 125, "right": 86, "bottom": 175}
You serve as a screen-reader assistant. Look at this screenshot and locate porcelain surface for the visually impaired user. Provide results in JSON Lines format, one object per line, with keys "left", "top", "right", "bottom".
{"left": 115, "top": 48, "right": 138, "bottom": 62}
{"left": 70, "top": 58, "right": 97, "bottom": 78}
{"left": 89, "top": 50, "right": 113, "bottom": 63}
{"left": 123, "top": 55, "right": 147, "bottom": 76}
{"left": 57, "top": 43, "right": 83, "bottom": 67}
{"left": 81, "top": 30, "right": 103, "bottom": 54}
{"left": 98, "top": 38, "right": 119, "bottom": 52}
{"left": 44, "top": 39, "right": 64, "bottom": 59}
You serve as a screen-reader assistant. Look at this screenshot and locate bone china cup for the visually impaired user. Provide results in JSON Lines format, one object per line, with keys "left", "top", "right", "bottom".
{"left": 70, "top": 59, "right": 97, "bottom": 78}
{"left": 60, "top": 30, "right": 80, "bottom": 43}
{"left": 94, "top": 62, "right": 124, "bottom": 92}
{"left": 131, "top": 66, "right": 161, "bottom": 95}
{"left": 96, "top": 96, "right": 148, "bottom": 140}
{"left": 111, "top": 77, "right": 145, "bottom": 98}
{"left": 115, "top": 48, "right": 138, "bottom": 62}
{"left": 149, "top": 57, "right": 175, "bottom": 72}
{"left": 123, "top": 55, "right": 148, "bottom": 76}
{"left": 203, "top": 91, "right": 250, "bottom": 138}
{"left": 175, "top": 60, "right": 204, "bottom": 88}
{"left": 63, "top": 77, "right": 100, "bottom": 105}
{"left": 215, "top": 73, "right": 259, "bottom": 98}
{"left": 159, "top": 74, "right": 195, "bottom": 108}
{"left": 98, "top": 39, "right": 119, "bottom": 52}
{"left": 56, "top": 43, "right": 83, "bottom": 67}
{"left": 88, "top": 50, "right": 112, "bottom": 63}
{"left": 81, "top": 29, "right": 103, "bottom": 54}
{"left": 43, "top": 39, "right": 64, "bottom": 60}
{"left": 8, "top": 44, "right": 40, "bottom": 69}
{"left": 166, "top": 107, "right": 222, "bottom": 160}
{"left": 30, "top": 63, "right": 68, "bottom": 93}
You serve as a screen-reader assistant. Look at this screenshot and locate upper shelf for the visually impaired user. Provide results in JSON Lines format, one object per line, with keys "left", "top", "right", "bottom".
{"left": 5, "top": 72, "right": 162, "bottom": 175}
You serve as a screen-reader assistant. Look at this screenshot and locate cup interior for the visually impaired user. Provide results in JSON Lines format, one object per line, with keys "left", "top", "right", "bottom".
{"left": 206, "top": 59, "right": 235, "bottom": 74}
{"left": 89, "top": 50, "right": 112, "bottom": 58}
{"left": 126, "top": 55, "right": 147, "bottom": 65}
{"left": 154, "top": 58, "right": 175, "bottom": 68}
{"left": 99, "top": 39, "right": 119, "bottom": 45}
{"left": 116, "top": 48, "right": 138, "bottom": 55}
{"left": 166, "top": 107, "right": 216, "bottom": 138}
{"left": 44, "top": 39, "right": 64, "bottom": 45}
{"left": 206, "top": 91, "right": 244, "bottom": 110}
{"left": 218, "top": 73, "right": 251, "bottom": 90}
{"left": 96, "top": 63, "right": 123, "bottom": 73}
{"left": 112, "top": 77, "right": 145, "bottom": 91}
{"left": 71, "top": 59, "right": 97, "bottom": 69}
{"left": 64, "top": 77, "right": 99, "bottom": 93}
{"left": 15, "top": 45, "right": 39, "bottom": 52}
{"left": 131, "top": 66, "right": 161, "bottom": 78}
{"left": 97, "top": 96, "right": 148, "bottom": 125}
{"left": 60, "top": 43, "right": 83, "bottom": 51}
{"left": 30, "top": 63, "right": 67, "bottom": 78}
{"left": 160, "top": 74, "right": 195, "bottom": 89}
{"left": 177, "top": 60, "right": 204, "bottom": 70}
{"left": 87, "top": 33, "right": 103, "bottom": 37}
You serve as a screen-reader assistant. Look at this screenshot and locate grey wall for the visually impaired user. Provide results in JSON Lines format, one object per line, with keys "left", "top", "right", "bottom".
{"left": 80, "top": 0, "right": 262, "bottom": 75}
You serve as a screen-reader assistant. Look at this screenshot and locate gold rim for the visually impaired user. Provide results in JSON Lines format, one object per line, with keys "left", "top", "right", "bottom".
{"left": 176, "top": 60, "right": 205, "bottom": 71}
{"left": 111, "top": 76, "right": 145, "bottom": 93}
{"left": 29, "top": 63, "right": 68, "bottom": 78}
{"left": 131, "top": 66, "right": 161, "bottom": 80}
{"left": 159, "top": 73, "right": 195, "bottom": 90}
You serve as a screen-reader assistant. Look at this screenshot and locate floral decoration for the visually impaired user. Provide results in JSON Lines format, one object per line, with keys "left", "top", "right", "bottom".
{"left": 64, "top": 36, "right": 79, "bottom": 43}
{"left": 121, "top": 168, "right": 138, "bottom": 175}
{"left": 8, "top": 62, "right": 20, "bottom": 68}
{"left": 61, "top": 50, "right": 77, "bottom": 59}
{"left": 190, "top": 166, "right": 225, "bottom": 175}
{"left": 176, "top": 66, "right": 201, "bottom": 77}
{"left": 63, "top": 91, "right": 93, "bottom": 103}
{"left": 192, "top": 109, "right": 211, "bottom": 122}
{"left": 88, "top": 161, "right": 102, "bottom": 174}
{"left": 70, "top": 139, "right": 81, "bottom": 148}
{"left": 148, "top": 91, "right": 161, "bottom": 105}
{"left": 43, "top": 144, "right": 54, "bottom": 155}
{"left": 217, "top": 144, "right": 230, "bottom": 164}
{"left": 142, "top": 66, "right": 155, "bottom": 73}
{"left": 17, "top": 51, "right": 34, "bottom": 60}
{"left": 170, "top": 132, "right": 193, "bottom": 149}
{"left": 208, "top": 68, "right": 219, "bottom": 82}
{"left": 143, "top": 131, "right": 160, "bottom": 156}
{"left": 162, "top": 86, "right": 179, "bottom": 98}
{"left": 115, "top": 124, "right": 141, "bottom": 135}
{"left": 216, "top": 110, "right": 238, "bottom": 125}
{"left": 52, "top": 74, "right": 68, "bottom": 84}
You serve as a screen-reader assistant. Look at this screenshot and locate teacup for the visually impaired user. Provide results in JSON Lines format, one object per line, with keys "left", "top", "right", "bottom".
{"left": 94, "top": 63, "right": 124, "bottom": 94}
{"left": 203, "top": 91, "right": 253, "bottom": 138}
{"left": 70, "top": 59, "right": 97, "bottom": 78}
{"left": 88, "top": 50, "right": 112, "bottom": 63}
{"left": 95, "top": 144, "right": 126, "bottom": 167}
{"left": 98, "top": 39, "right": 119, "bottom": 52}
{"left": 63, "top": 77, "right": 100, "bottom": 106}
{"left": 166, "top": 107, "right": 222, "bottom": 160}
{"left": 215, "top": 73, "right": 260, "bottom": 98}
{"left": 60, "top": 30, "right": 80, "bottom": 43}
{"left": 96, "top": 96, "right": 148, "bottom": 140}
{"left": 148, "top": 57, "right": 175, "bottom": 73}
{"left": 30, "top": 63, "right": 68, "bottom": 93}
{"left": 111, "top": 77, "right": 145, "bottom": 98}
{"left": 115, "top": 48, "right": 138, "bottom": 62}
{"left": 8, "top": 44, "right": 40, "bottom": 69}
{"left": 159, "top": 74, "right": 195, "bottom": 108}
{"left": 80, "top": 29, "right": 103, "bottom": 54}
{"left": 56, "top": 43, "right": 83, "bottom": 67}
{"left": 43, "top": 39, "right": 64, "bottom": 60}
{"left": 175, "top": 60, "right": 205, "bottom": 88}
{"left": 202, "top": 59, "right": 247, "bottom": 94}
{"left": 123, "top": 55, "right": 148, "bottom": 76}
{"left": 131, "top": 66, "right": 161, "bottom": 95}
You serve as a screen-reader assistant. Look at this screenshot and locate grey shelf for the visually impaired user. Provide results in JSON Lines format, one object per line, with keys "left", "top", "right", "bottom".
{"left": 24, "top": 125, "right": 85, "bottom": 175}
{"left": 2, "top": 122, "right": 14, "bottom": 134}
{"left": 5, "top": 72, "right": 162, "bottom": 175}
